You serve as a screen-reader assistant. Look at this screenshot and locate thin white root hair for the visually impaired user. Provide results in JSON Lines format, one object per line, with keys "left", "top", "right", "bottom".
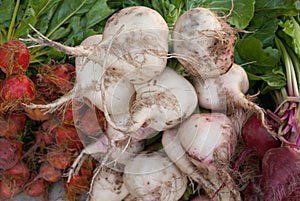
{"left": 24, "top": 90, "right": 75, "bottom": 114}
{"left": 65, "top": 152, "right": 88, "bottom": 183}
{"left": 20, "top": 24, "right": 93, "bottom": 57}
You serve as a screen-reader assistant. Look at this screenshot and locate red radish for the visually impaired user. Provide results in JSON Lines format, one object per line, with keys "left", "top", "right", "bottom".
{"left": 262, "top": 146, "right": 300, "bottom": 200}
{"left": 0, "top": 180, "right": 22, "bottom": 200}
{"left": 21, "top": 119, "right": 58, "bottom": 159}
{"left": 0, "top": 139, "right": 22, "bottom": 170}
{"left": 46, "top": 150, "right": 73, "bottom": 170}
{"left": 24, "top": 178, "right": 48, "bottom": 197}
{"left": 35, "top": 162, "right": 62, "bottom": 183}
{"left": 55, "top": 125, "right": 83, "bottom": 151}
{"left": 0, "top": 112, "right": 26, "bottom": 139}
{"left": 23, "top": 97, "right": 51, "bottom": 121}
{"left": 2, "top": 160, "right": 30, "bottom": 187}
{"left": 0, "top": 75, "right": 35, "bottom": 111}
{"left": 74, "top": 104, "right": 106, "bottom": 136}
{"left": 0, "top": 39, "right": 30, "bottom": 75}
{"left": 242, "top": 114, "right": 280, "bottom": 158}
{"left": 39, "top": 62, "right": 75, "bottom": 94}
{"left": 64, "top": 174, "right": 91, "bottom": 201}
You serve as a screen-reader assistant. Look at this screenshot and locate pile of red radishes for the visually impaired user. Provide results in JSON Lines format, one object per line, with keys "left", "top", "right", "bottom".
{"left": 0, "top": 5, "right": 299, "bottom": 201}
{"left": 0, "top": 39, "right": 103, "bottom": 200}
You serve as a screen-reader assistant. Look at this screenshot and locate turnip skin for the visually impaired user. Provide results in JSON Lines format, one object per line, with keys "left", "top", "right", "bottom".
{"left": 193, "top": 63, "right": 273, "bottom": 136}
{"left": 87, "top": 167, "right": 129, "bottom": 201}
{"left": 124, "top": 151, "right": 187, "bottom": 201}
{"left": 162, "top": 127, "right": 217, "bottom": 193}
{"left": 172, "top": 7, "right": 235, "bottom": 79}
{"left": 178, "top": 113, "right": 241, "bottom": 201}
{"left": 125, "top": 67, "right": 198, "bottom": 132}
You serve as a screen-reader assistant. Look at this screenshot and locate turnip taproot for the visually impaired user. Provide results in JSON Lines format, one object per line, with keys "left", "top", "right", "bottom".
{"left": 177, "top": 113, "right": 240, "bottom": 201}
{"left": 172, "top": 7, "right": 235, "bottom": 79}
{"left": 193, "top": 63, "right": 274, "bottom": 136}
{"left": 123, "top": 151, "right": 187, "bottom": 201}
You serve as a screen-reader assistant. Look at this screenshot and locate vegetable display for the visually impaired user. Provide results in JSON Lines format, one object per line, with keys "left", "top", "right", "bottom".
{"left": 0, "top": 0, "right": 300, "bottom": 201}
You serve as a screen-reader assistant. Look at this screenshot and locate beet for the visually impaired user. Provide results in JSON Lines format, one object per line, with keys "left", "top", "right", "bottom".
{"left": 262, "top": 146, "right": 300, "bottom": 200}
{"left": 242, "top": 114, "right": 280, "bottom": 158}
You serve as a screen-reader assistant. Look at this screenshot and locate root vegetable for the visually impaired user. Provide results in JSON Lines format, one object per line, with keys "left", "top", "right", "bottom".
{"left": 55, "top": 125, "right": 83, "bottom": 151}
{"left": 24, "top": 178, "right": 48, "bottom": 197}
{"left": 0, "top": 39, "right": 30, "bottom": 75}
{"left": 177, "top": 113, "right": 240, "bottom": 201}
{"left": 36, "top": 162, "right": 62, "bottom": 183}
{"left": 87, "top": 167, "right": 129, "bottom": 201}
{"left": 0, "top": 74, "right": 35, "bottom": 111}
{"left": 242, "top": 114, "right": 280, "bottom": 158}
{"left": 172, "top": 7, "right": 235, "bottom": 79}
{"left": 0, "top": 112, "right": 26, "bottom": 139}
{"left": 193, "top": 63, "right": 273, "bottom": 136}
{"left": 2, "top": 160, "right": 30, "bottom": 187}
{"left": 23, "top": 6, "right": 169, "bottom": 121}
{"left": 46, "top": 150, "right": 73, "bottom": 170}
{"left": 0, "top": 139, "right": 22, "bottom": 170}
{"left": 123, "top": 151, "right": 187, "bottom": 201}
{"left": 0, "top": 180, "right": 22, "bottom": 200}
{"left": 107, "top": 67, "right": 198, "bottom": 133}
{"left": 262, "top": 146, "right": 300, "bottom": 200}
{"left": 162, "top": 127, "right": 217, "bottom": 194}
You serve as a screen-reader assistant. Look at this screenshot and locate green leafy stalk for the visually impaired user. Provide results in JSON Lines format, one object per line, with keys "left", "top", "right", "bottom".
{"left": 7, "top": 0, "right": 20, "bottom": 41}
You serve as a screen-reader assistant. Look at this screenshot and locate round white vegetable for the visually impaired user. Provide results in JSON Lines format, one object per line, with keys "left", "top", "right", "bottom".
{"left": 172, "top": 7, "right": 235, "bottom": 79}
{"left": 124, "top": 151, "right": 187, "bottom": 201}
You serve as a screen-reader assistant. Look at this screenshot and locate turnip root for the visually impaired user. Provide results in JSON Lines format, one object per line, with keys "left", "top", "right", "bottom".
{"left": 177, "top": 113, "right": 241, "bottom": 201}
{"left": 162, "top": 127, "right": 216, "bottom": 192}
{"left": 172, "top": 7, "right": 235, "bottom": 79}
{"left": 24, "top": 6, "right": 168, "bottom": 125}
{"left": 87, "top": 166, "right": 129, "bottom": 201}
{"left": 123, "top": 151, "right": 187, "bottom": 201}
{"left": 193, "top": 63, "right": 273, "bottom": 136}
{"left": 66, "top": 131, "right": 144, "bottom": 182}
{"left": 108, "top": 67, "right": 198, "bottom": 133}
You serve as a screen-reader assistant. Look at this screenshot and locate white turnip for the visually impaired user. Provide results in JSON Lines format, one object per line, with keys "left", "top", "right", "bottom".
{"left": 193, "top": 63, "right": 274, "bottom": 135}
{"left": 107, "top": 67, "right": 198, "bottom": 133}
{"left": 87, "top": 167, "right": 129, "bottom": 201}
{"left": 123, "top": 151, "right": 187, "bottom": 201}
{"left": 177, "top": 113, "right": 241, "bottom": 201}
{"left": 162, "top": 127, "right": 216, "bottom": 192}
{"left": 172, "top": 7, "right": 235, "bottom": 79}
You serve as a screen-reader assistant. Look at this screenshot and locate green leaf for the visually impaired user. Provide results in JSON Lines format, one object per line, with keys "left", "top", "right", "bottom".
{"left": 255, "top": 0, "right": 300, "bottom": 17}
{"left": 207, "top": 0, "right": 255, "bottom": 29}
{"left": 86, "top": 0, "right": 115, "bottom": 28}
{"left": 0, "top": 0, "right": 15, "bottom": 26}
{"left": 279, "top": 16, "right": 300, "bottom": 57}
{"left": 235, "top": 36, "right": 279, "bottom": 74}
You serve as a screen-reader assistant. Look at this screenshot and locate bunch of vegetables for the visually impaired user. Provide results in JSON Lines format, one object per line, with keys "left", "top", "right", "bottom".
{"left": 0, "top": 0, "right": 300, "bottom": 201}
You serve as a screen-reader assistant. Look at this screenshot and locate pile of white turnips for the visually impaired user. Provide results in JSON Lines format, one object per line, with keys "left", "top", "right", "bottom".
{"left": 24, "top": 6, "right": 269, "bottom": 201}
